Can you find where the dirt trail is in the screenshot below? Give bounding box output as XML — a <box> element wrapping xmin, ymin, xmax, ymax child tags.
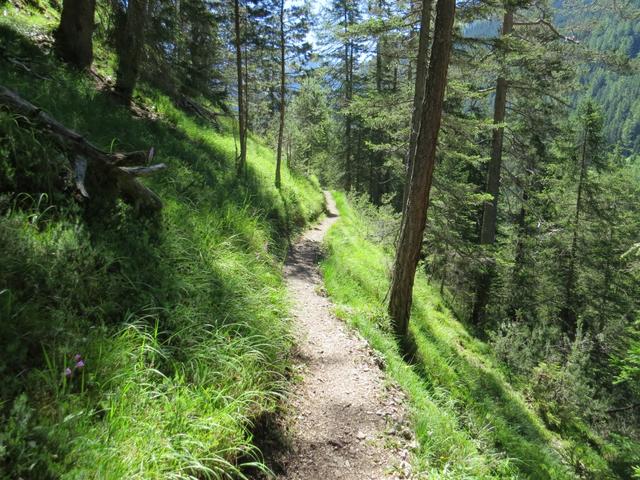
<box><xmin>277</xmin><ymin>191</ymin><xmax>411</xmax><ymax>480</ymax></box>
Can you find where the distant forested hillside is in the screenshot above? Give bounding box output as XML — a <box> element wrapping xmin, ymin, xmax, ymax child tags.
<box><xmin>465</xmin><ymin>2</ymin><xmax>640</xmax><ymax>153</ymax></box>
<box><xmin>571</xmin><ymin>12</ymin><xmax>640</xmax><ymax>153</ymax></box>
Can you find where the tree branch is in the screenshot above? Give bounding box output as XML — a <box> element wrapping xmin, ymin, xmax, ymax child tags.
<box><xmin>606</xmin><ymin>403</ymin><xmax>640</xmax><ymax>414</ymax></box>
<box><xmin>0</xmin><ymin>85</ymin><xmax>166</xmax><ymax>212</ymax></box>
<box><xmin>513</xmin><ymin>18</ymin><xmax>580</xmax><ymax>44</ymax></box>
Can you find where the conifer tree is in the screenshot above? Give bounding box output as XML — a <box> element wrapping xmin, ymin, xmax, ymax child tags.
<box><xmin>275</xmin><ymin>0</ymin><xmax>285</xmax><ymax>189</ymax></box>
<box><xmin>404</xmin><ymin>0</ymin><xmax>433</xmax><ymax>209</ymax></box>
<box><xmin>472</xmin><ymin>5</ymin><xmax>514</xmax><ymax>325</ymax></box>
<box><xmin>388</xmin><ymin>0</ymin><xmax>456</xmax><ymax>338</ymax></box>
<box><xmin>233</xmin><ymin>0</ymin><xmax>247</xmax><ymax>176</ymax></box>
<box><xmin>115</xmin><ymin>0</ymin><xmax>150</xmax><ymax>104</ymax></box>
<box><xmin>55</xmin><ymin>0</ymin><xmax>96</xmax><ymax>69</ymax></box>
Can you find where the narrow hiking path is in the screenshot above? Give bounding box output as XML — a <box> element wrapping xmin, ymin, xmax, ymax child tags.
<box><xmin>276</xmin><ymin>191</ymin><xmax>413</xmax><ymax>480</ymax></box>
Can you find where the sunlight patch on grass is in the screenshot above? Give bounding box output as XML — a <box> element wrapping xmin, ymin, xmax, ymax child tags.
<box><xmin>320</xmin><ymin>191</ymin><xmax>612</xmax><ymax>479</ymax></box>
<box><xmin>0</xmin><ymin>17</ymin><xmax>323</xmax><ymax>478</ymax></box>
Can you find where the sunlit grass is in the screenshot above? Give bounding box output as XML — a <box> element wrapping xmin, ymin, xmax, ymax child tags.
<box><xmin>0</xmin><ymin>16</ymin><xmax>323</xmax><ymax>479</ymax></box>
<box><xmin>321</xmin><ymin>191</ymin><xmax>615</xmax><ymax>479</ymax></box>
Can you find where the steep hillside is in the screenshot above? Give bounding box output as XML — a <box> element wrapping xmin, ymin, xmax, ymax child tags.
<box><xmin>321</xmin><ymin>192</ymin><xmax>638</xmax><ymax>479</ymax></box>
<box><xmin>0</xmin><ymin>9</ymin><xmax>323</xmax><ymax>479</ymax></box>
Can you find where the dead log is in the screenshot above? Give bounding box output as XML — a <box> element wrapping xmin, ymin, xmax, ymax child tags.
<box><xmin>0</xmin><ymin>85</ymin><xmax>166</xmax><ymax>212</ymax></box>
<box><xmin>176</xmin><ymin>95</ymin><xmax>221</xmax><ymax>131</ymax></box>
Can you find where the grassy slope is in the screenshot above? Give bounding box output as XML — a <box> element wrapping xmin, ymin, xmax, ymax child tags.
<box><xmin>0</xmin><ymin>7</ymin><xmax>323</xmax><ymax>479</ymax></box>
<box><xmin>321</xmin><ymin>192</ymin><xmax>618</xmax><ymax>480</ymax></box>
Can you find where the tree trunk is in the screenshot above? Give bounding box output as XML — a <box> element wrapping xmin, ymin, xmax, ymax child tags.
<box><xmin>372</xmin><ymin>18</ymin><xmax>384</xmax><ymax>204</ymax></box>
<box><xmin>344</xmin><ymin>6</ymin><xmax>353</xmax><ymax>191</ymax></box>
<box><xmin>115</xmin><ymin>0</ymin><xmax>149</xmax><ymax>105</ymax></box>
<box><xmin>597</xmin><ymin>227</ymin><xmax>612</xmax><ymax>332</ymax></box>
<box><xmin>55</xmin><ymin>0</ymin><xmax>96</xmax><ymax>69</ymax></box>
<box><xmin>402</xmin><ymin>0</ymin><xmax>433</xmax><ymax>211</ymax></box>
<box><xmin>233</xmin><ymin>0</ymin><xmax>247</xmax><ymax>177</ymax></box>
<box><xmin>355</xmin><ymin>127</ymin><xmax>362</xmax><ymax>190</ymax></box>
<box><xmin>392</xmin><ymin>65</ymin><xmax>398</xmax><ymax>91</ymax></box>
<box><xmin>479</xmin><ymin>9</ymin><xmax>513</xmax><ymax>245</ymax></box>
<box><xmin>562</xmin><ymin>118</ymin><xmax>588</xmax><ymax>336</ymax></box>
<box><xmin>243</xmin><ymin>48</ymin><xmax>249</xmax><ymax>141</ymax></box>
<box><xmin>508</xmin><ymin>192</ymin><xmax>528</xmax><ymax>320</ymax></box>
<box><xmin>275</xmin><ymin>0</ymin><xmax>285</xmax><ymax>189</ymax></box>
<box><xmin>472</xmin><ymin>7</ymin><xmax>513</xmax><ymax>325</ymax></box>
<box><xmin>376</xmin><ymin>35</ymin><xmax>383</xmax><ymax>92</ymax></box>
<box><xmin>388</xmin><ymin>0</ymin><xmax>455</xmax><ymax>338</ymax></box>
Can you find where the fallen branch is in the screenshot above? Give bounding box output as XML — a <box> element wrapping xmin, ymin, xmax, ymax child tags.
<box><xmin>176</xmin><ymin>95</ymin><xmax>221</xmax><ymax>130</ymax></box>
<box><xmin>5</xmin><ymin>56</ymin><xmax>51</xmax><ymax>81</ymax></box>
<box><xmin>606</xmin><ymin>403</ymin><xmax>640</xmax><ymax>414</ymax></box>
<box><xmin>0</xmin><ymin>85</ymin><xmax>166</xmax><ymax>212</ymax></box>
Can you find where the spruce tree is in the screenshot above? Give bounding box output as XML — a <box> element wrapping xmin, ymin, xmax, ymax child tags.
<box><xmin>55</xmin><ymin>0</ymin><xmax>96</xmax><ymax>69</ymax></box>
<box><xmin>115</xmin><ymin>0</ymin><xmax>150</xmax><ymax>105</ymax></box>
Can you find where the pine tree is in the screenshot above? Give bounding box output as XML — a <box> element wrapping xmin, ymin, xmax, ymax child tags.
<box><xmin>55</xmin><ymin>0</ymin><xmax>96</xmax><ymax>69</ymax></box>
<box><xmin>275</xmin><ymin>0</ymin><xmax>285</xmax><ymax>189</ymax></box>
<box><xmin>233</xmin><ymin>0</ymin><xmax>247</xmax><ymax>175</ymax></box>
<box><xmin>561</xmin><ymin>102</ymin><xmax>602</xmax><ymax>335</ymax></box>
<box><xmin>388</xmin><ymin>0</ymin><xmax>456</xmax><ymax>339</ymax></box>
<box><xmin>472</xmin><ymin>5</ymin><xmax>513</xmax><ymax>325</ymax></box>
<box><xmin>404</xmin><ymin>0</ymin><xmax>433</xmax><ymax>209</ymax></box>
<box><xmin>115</xmin><ymin>0</ymin><xmax>150</xmax><ymax>104</ymax></box>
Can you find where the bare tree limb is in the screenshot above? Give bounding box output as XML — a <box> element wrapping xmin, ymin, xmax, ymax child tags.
<box><xmin>0</xmin><ymin>85</ymin><xmax>166</xmax><ymax>212</ymax></box>
<box><xmin>513</xmin><ymin>18</ymin><xmax>580</xmax><ymax>44</ymax></box>
<box><xmin>606</xmin><ymin>403</ymin><xmax>640</xmax><ymax>414</ymax></box>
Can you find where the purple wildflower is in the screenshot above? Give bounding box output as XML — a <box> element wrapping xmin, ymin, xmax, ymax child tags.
<box><xmin>75</xmin><ymin>360</ymin><xmax>85</xmax><ymax>370</ymax></box>
<box><xmin>64</xmin><ymin>367</ymin><xmax>72</xmax><ymax>378</ymax></box>
<box><xmin>74</xmin><ymin>354</ymin><xmax>82</xmax><ymax>362</ymax></box>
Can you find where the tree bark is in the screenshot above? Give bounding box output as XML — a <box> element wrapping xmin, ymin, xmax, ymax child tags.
<box><xmin>344</xmin><ymin>5</ymin><xmax>353</xmax><ymax>190</ymax></box>
<box><xmin>243</xmin><ymin>48</ymin><xmax>249</xmax><ymax>143</ymax></box>
<box><xmin>479</xmin><ymin>9</ymin><xmax>513</xmax><ymax>245</ymax></box>
<box><xmin>472</xmin><ymin>7</ymin><xmax>513</xmax><ymax>325</ymax></box>
<box><xmin>562</xmin><ymin>115</ymin><xmax>589</xmax><ymax>336</ymax></box>
<box><xmin>275</xmin><ymin>0</ymin><xmax>286</xmax><ymax>189</ymax></box>
<box><xmin>233</xmin><ymin>0</ymin><xmax>247</xmax><ymax>176</ymax></box>
<box><xmin>115</xmin><ymin>0</ymin><xmax>149</xmax><ymax>105</ymax></box>
<box><xmin>403</xmin><ymin>0</ymin><xmax>433</xmax><ymax>211</ymax></box>
<box><xmin>388</xmin><ymin>0</ymin><xmax>455</xmax><ymax>338</ymax></box>
<box><xmin>55</xmin><ymin>0</ymin><xmax>96</xmax><ymax>69</ymax></box>
<box><xmin>372</xmin><ymin>7</ymin><xmax>384</xmax><ymax>204</ymax></box>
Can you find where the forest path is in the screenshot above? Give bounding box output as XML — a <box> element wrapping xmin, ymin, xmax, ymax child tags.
<box><xmin>275</xmin><ymin>191</ymin><xmax>411</xmax><ymax>480</ymax></box>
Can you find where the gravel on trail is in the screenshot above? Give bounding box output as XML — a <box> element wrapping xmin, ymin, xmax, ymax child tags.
<box><xmin>276</xmin><ymin>191</ymin><xmax>413</xmax><ymax>480</ymax></box>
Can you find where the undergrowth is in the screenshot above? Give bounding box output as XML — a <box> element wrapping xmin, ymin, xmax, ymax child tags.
<box><xmin>321</xmin><ymin>191</ymin><xmax>631</xmax><ymax>479</ymax></box>
<box><xmin>0</xmin><ymin>10</ymin><xmax>323</xmax><ymax>479</ymax></box>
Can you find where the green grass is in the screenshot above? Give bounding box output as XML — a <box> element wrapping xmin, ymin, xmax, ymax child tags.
<box><xmin>321</xmin><ymin>191</ymin><xmax>619</xmax><ymax>479</ymax></box>
<box><xmin>0</xmin><ymin>10</ymin><xmax>323</xmax><ymax>479</ymax></box>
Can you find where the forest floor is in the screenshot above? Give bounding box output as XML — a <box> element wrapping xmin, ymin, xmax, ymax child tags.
<box><xmin>272</xmin><ymin>191</ymin><xmax>414</xmax><ymax>479</ymax></box>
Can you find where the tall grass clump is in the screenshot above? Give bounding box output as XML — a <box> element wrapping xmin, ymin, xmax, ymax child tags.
<box><xmin>0</xmin><ymin>11</ymin><xmax>323</xmax><ymax>479</ymax></box>
<box><xmin>320</xmin><ymin>191</ymin><xmax>621</xmax><ymax>479</ymax></box>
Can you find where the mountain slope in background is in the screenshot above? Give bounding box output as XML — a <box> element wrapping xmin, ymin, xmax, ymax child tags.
<box><xmin>464</xmin><ymin>2</ymin><xmax>640</xmax><ymax>153</ymax></box>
